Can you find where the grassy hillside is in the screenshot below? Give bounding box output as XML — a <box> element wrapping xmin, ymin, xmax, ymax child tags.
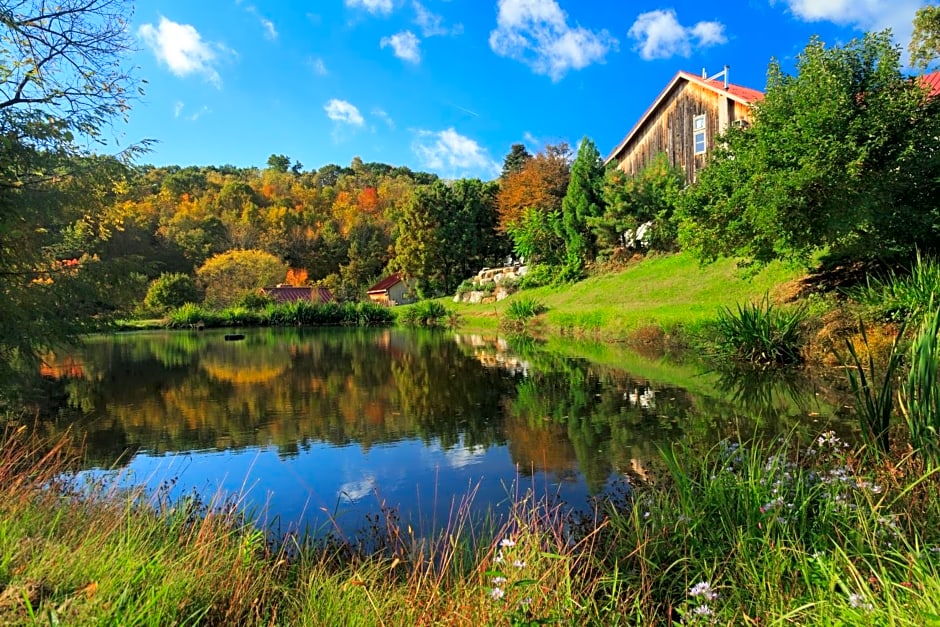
<box><xmin>450</xmin><ymin>253</ymin><xmax>806</xmax><ymax>339</ymax></box>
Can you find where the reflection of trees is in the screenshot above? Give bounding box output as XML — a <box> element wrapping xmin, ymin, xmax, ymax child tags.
<box><xmin>31</xmin><ymin>329</ymin><xmax>846</xmax><ymax>488</ymax></box>
<box><xmin>41</xmin><ymin>329</ymin><xmax>521</xmax><ymax>466</ymax></box>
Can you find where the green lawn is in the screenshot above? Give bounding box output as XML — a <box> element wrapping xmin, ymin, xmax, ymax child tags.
<box><xmin>450</xmin><ymin>253</ymin><xmax>805</xmax><ymax>339</ymax></box>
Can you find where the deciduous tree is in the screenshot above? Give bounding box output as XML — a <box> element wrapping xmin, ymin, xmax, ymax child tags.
<box><xmin>911</xmin><ymin>4</ymin><xmax>940</xmax><ymax>71</ymax></box>
<box><xmin>677</xmin><ymin>32</ymin><xmax>940</xmax><ymax>266</ymax></box>
<box><xmin>496</xmin><ymin>143</ymin><xmax>570</xmax><ymax>232</ymax></box>
<box><xmin>196</xmin><ymin>250</ymin><xmax>287</xmax><ymax>308</ymax></box>
<box><xmin>0</xmin><ymin>0</ymin><xmax>141</xmax><ymax>391</ymax></box>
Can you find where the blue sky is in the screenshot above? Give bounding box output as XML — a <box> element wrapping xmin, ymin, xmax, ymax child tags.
<box><xmin>123</xmin><ymin>0</ymin><xmax>931</xmax><ymax>178</ymax></box>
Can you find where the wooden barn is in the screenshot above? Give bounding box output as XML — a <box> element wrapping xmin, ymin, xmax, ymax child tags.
<box><xmin>366</xmin><ymin>273</ymin><xmax>415</xmax><ymax>306</ymax></box>
<box><xmin>259</xmin><ymin>285</ymin><xmax>334</xmax><ymax>304</ymax></box>
<box><xmin>605</xmin><ymin>67</ymin><xmax>763</xmax><ymax>184</ymax></box>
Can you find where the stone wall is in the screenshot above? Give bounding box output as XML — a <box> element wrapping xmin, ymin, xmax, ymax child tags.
<box><xmin>453</xmin><ymin>265</ymin><xmax>527</xmax><ymax>304</ymax></box>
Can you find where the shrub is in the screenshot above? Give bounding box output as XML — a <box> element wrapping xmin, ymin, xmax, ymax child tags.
<box><xmin>517</xmin><ymin>264</ymin><xmax>555</xmax><ymax>290</ymax></box>
<box><xmin>398</xmin><ymin>301</ymin><xmax>456</xmax><ymax>328</ymax></box>
<box><xmin>236</xmin><ymin>292</ymin><xmax>275</xmax><ymax>310</ymax></box>
<box><xmin>143</xmin><ymin>273</ymin><xmax>201</xmax><ymax>312</ymax></box>
<box><xmin>704</xmin><ymin>295</ymin><xmax>806</xmax><ymax>366</ymax></box>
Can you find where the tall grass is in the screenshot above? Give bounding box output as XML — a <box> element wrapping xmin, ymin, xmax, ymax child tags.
<box><xmin>499</xmin><ymin>297</ymin><xmax>547</xmax><ymax>334</ymax></box>
<box><xmin>900</xmin><ymin>306</ymin><xmax>940</xmax><ymax>466</ymax></box>
<box><xmin>848</xmin><ymin>252</ymin><xmax>940</xmax><ymax>322</ymax></box>
<box><xmin>704</xmin><ymin>295</ymin><xmax>807</xmax><ymax>365</ymax></box>
<box><xmin>397</xmin><ymin>300</ymin><xmax>458</xmax><ymax>328</ymax></box>
<box><xmin>165</xmin><ymin>301</ymin><xmax>394</xmax><ymax>329</ymax></box>
<box><xmin>840</xmin><ymin>321</ymin><xmax>907</xmax><ymax>456</ymax></box>
<box><xmin>3</xmin><ymin>426</ymin><xmax>940</xmax><ymax>624</ymax></box>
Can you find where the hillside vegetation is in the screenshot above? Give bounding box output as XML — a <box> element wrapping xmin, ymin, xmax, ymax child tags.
<box><xmin>451</xmin><ymin>253</ymin><xmax>805</xmax><ymax>339</ymax></box>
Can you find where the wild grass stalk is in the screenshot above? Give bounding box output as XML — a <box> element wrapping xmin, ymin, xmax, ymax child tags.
<box><xmin>840</xmin><ymin>320</ymin><xmax>907</xmax><ymax>456</ymax></box>
<box><xmin>397</xmin><ymin>301</ymin><xmax>458</xmax><ymax>328</ymax></box>
<box><xmin>499</xmin><ymin>297</ymin><xmax>547</xmax><ymax>334</ymax></box>
<box><xmin>900</xmin><ymin>305</ymin><xmax>940</xmax><ymax>467</ymax></box>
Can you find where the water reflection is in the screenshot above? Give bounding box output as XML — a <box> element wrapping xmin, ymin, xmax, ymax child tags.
<box><xmin>31</xmin><ymin>328</ymin><xmax>845</xmax><ymax>535</ymax></box>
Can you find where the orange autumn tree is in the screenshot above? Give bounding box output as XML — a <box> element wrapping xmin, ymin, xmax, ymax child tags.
<box><xmin>285</xmin><ymin>267</ymin><xmax>309</xmax><ymax>286</ymax></box>
<box><xmin>496</xmin><ymin>142</ymin><xmax>571</xmax><ymax>232</ymax></box>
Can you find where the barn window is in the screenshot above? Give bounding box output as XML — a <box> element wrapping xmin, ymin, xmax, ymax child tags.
<box><xmin>693</xmin><ymin>114</ymin><xmax>707</xmax><ymax>154</ymax></box>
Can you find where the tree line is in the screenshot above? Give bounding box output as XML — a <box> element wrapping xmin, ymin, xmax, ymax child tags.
<box><xmin>2</xmin><ymin>0</ymin><xmax>940</xmax><ymax>399</ymax></box>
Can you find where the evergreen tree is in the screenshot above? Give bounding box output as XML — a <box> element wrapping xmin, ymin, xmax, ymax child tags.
<box><xmin>501</xmin><ymin>143</ymin><xmax>531</xmax><ymax>179</ymax></box>
<box><xmin>560</xmin><ymin>137</ymin><xmax>605</xmax><ymax>267</ymax></box>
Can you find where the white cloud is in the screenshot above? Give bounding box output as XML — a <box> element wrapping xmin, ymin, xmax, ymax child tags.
<box><xmin>381</xmin><ymin>31</ymin><xmax>421</xmax><ymax>63</ymax></box>
<box><xmin>489</xmin><ymin>0</ymin><xmax>617</xmax><ymax>81</ymax></box>
<box><xmin>346</xmin><ymin>0</ymin><xmax>394</xmax><ymax>16</ymax></box>
<box><xmin>260</xmin><ymin>18</ymin><xmax>278</xmax><ymax>40</ymax></box>
<box><xmin>310</xmin><ymin>57</ymin><xmax>329</xmax><ymax>76</ymax></box>
<box><xmin>413</xmin><ymin>128</ymin><xmax>500</xmax><ymax>178</ymax></box>
<box><xmin>187</xmin><ymin>105</ymin><xmax>211</xmax><ymax>122</ymax></box>
<box><xmin>138</xmin><ymin>17</ymin><xmax>226</xmax><ymax>87</ymax></box>
<box><xmin>523</xmin><ymin>131</ymin><xmax>540</xmax><ymax>147</ymax></box>
<box><xmin>373</xmin><ymin>108</ymin><xmax>396</xmax><ymax>129</ymax></box>
<box><xmin>413</xmin><ymin>1</ymin><xmax>462</xmax><ymax>37</ymax></box>
<box><xmin>243</xmin><ymin>5</ymin><xmax>278</xmax><ymax>40</ymax></box>
<box><xmin>628</xmin><ymin>9</ymin><xmax>727</xmax><ymax>60</ymax></box>
<box><xmin>324</xmin><ymin>99</ymin><xmax>365</xmax><ymax>126</ymax></box>
<box><xmin>771</xmin><ymin>0</ymin><xmax>922</xmax><ymax>48</ymax></box>
<box><xmin>173</xmin><ymin>101</ymin><xmax>184</xmax><ymax>118</ymax></box>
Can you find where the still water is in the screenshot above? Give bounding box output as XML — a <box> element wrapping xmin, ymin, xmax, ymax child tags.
<box><xmin>40</xmin><ymin>327</ymin><xmax>845</xmax><ymax>538</ymax></box>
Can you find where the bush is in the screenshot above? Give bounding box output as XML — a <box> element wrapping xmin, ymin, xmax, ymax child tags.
<box><xmin>143</xmin><ymin>273</ymin><xmax>201</xmax><ymax>312</ymax></box>
<box><xmin>236</xmin><ymin>292</ymin><xmax>275</xmax><ymax>310</ymax></box>
<box><xmin>398</xmin><ymin>301</ymin><xmax>457</xmax><ymax>328</ymax></box>
<box><xmin>704</xmin><ymin>295</ymin><xmax>806</xmax><ymax>366</ymax></box>
<box><xmin>517</xmin><ymin>264</ymin><xmax>555</xmax><ymax>290</ymax></box>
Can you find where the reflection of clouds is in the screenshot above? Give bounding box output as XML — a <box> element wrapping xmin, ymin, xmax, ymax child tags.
<box><xmin>442</xmin><ymin>441</ymin><xmax>486</xmax><ymax>469</ymax></box>
<box><xmin>338</xmin><ymin>475</ymin><xmax>376</xmax><ymax>502</ymax></box>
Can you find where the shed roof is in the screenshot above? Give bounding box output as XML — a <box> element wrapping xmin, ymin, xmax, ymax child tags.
<box><xmin>923</xmin><ymin>71</ymin><xmax>940</xmax><ymax>97</ymax></box>
<box><xmin>367</xmin><ymin>273</ymin><xmax>404</xmax><ymax>294</ymax></box>
<box><xmin>605</xmin><ymin>70</ymin><xmax>764</xmax><ymax>164</ymax></box>
<box><xmin>261</xmin><ymin>286</ymin><xmax>334</xmax><ymax>303</ymax></box>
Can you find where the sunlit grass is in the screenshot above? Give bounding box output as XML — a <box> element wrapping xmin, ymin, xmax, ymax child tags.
<box><xmin>449</xmin><ymin>252</ymin><xmax>804</xmax><ymax>340</ymax></box>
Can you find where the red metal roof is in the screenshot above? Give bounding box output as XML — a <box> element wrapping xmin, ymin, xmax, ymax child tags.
<box><xmin>367</xmin><ymin>273</ymin><xmax>404</xmax><ymax>294</ymax></box>
<box><xmin>605</xmin><ymin>70</ymin><xmax>764</xmax><ymax>164</ymax></box>
<box><xmin>261</xmin><ymin>286</ymin><xmax>334</xmax><ymax>303</ymax></box>
<box><xmin>923</xmin><ymin>71</ymin><xmax>940</xmax><ymax>97</ymax></box>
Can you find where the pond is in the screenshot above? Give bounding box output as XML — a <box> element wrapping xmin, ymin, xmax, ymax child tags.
<box><xmin>37</xmin><ymin>327</ymin><xmax>848</xmax><ymax>539</ymax></box>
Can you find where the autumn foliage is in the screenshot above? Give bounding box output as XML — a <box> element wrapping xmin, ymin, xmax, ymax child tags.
<box><xmin>496</xmin><ymin>143</ymin><xmax>571</xmax><ymax>232</ymax></box>
<box><xmin>285</xmin><ymin>268</ymin><xmax>309</xmax><ymax>286</ymax></box>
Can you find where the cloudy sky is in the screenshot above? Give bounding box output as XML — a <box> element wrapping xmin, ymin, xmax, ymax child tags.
<box><xmin>124</xmin><ymin>0</ymin><xmax>930</xmax><ymax>178</ymax></box>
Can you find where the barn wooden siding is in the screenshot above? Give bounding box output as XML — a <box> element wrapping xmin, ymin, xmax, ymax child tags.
<box><xmin>611</xmin><ymin>82</ymin><xmax>752</xmax><ymax>185</ymax></box>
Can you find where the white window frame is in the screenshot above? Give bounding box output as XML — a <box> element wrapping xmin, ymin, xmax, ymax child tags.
<box><xmin>693</xmin><ymin>114</ymin><xmax>707</xmax><ymax>155</ymax></box>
